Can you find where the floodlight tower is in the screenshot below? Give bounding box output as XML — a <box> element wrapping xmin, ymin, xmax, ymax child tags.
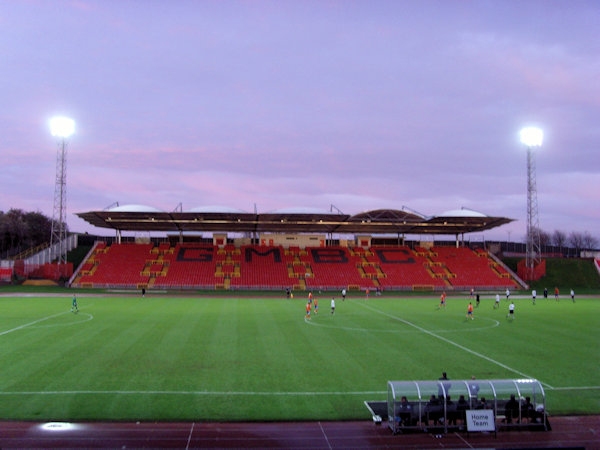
<box><xmin>49</xmin><ymin>116</ymin><xmax>75</xmax><ymax>265</ymax></box>
<box><xmin>520</xmin><ymin>127</ymin><xmax>543</xmax><ymax>280</ymax></box>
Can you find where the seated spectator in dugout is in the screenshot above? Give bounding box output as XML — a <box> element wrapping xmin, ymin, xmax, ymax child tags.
<box><xmin>456</xmin><ymin>394</ymin><xmax>468</xmax><ymax>410</ymax></box>
<box><xmin>425</xmin><ymin>395</ymin><xmax>442</xmax><ymax>424</ymax></box>
<box><xmin>394</xmin><ymin>396</ymin><xmax>413</xmax><ymax>426</ymax></box>
<box><xmin>456</xmin><ymin>395</ymin><xmax>469</xmax><ymax>423</ymax></box>
<box><xmin>476</xmin><ymin>397</ymin><xmax>490</xmax><ymax>409</ymax></box>
<box><xmin>505</xmin><ymin>394</ymin><xmax>521</xmax><ymax>423</ymax></box>
<box><xmin>522</xmin><ymin>396</ymin><xmax>535</xmax><ymax>422</ymax></box>
<box><xmin>445</xmin><ymin>395</ymin><xmax>458</xmax><ymax>425</ymax></box>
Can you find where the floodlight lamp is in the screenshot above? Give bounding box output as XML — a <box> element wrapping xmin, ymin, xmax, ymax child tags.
<box><xmin>520</xmin><ymin>127</ymin><xmax>543</xmax><ymax>147</ymax></box>
<box><xmin>49</xmin><ymin>116</ymin><xmax>75</xmax><ymax>138</ymax></box>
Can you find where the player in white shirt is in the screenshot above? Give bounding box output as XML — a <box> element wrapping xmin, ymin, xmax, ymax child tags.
<box><xmin>507</xmin><ymin>301</ymin><xmax>515</xmax><ymax>320</ymax></box>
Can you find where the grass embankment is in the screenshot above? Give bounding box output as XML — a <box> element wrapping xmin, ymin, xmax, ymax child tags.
<box><xmin>503</xmin><ymin>257</ymin><xmax>600</xmax><ymax>292</ymax></box>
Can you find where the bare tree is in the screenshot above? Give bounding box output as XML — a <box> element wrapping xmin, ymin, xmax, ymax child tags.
<box><xmin>582</xmin><ymin>231</ymin><xmax>599</xmax><ymax>250</ymax></box>
<box><xmin>537</xmin><ymin>228</ymin><xmax>551</xmax><ymax>246</ymax></box>
<box><xmin>568</xmin><ymin>231</ymin><xmax>584</xmax><ymax>253</ymax></box>
<box><xmin>552</xmin><ymin>230</ymin><xmax>567</xmax><ymax>249</ymax></box>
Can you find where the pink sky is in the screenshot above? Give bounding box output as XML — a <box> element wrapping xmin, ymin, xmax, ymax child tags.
<box><xmin>1</xmin><ymin>0</ymin><xmax>599</xmax><ymax>242</ymax></box>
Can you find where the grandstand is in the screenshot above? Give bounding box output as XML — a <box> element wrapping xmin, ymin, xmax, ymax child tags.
<box><xmin>66</xmin><ymin>205</ymin><xmax>523</xmax><ymax>290</ymax></box>
<box><xmin>71</xmin><ymin>241</ymin><xmax>518</xmax><ymax>290</ymax></box>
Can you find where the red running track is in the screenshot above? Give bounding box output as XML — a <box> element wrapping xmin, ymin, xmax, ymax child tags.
<box><xmin>0</xmin><ymin>416</ymin><xmax>598</xmax><ymax>448</ymax></box>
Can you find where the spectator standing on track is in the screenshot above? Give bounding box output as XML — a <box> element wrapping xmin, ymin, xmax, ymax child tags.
<box><xmin>438</xmin><ymin>372</ymin><xmax>451</xmax><ymax>398</ymax></box>
<box><xmin>469</xmin><ymin>376</ymin><xmax>480</xmax><ymax>398</ymax></box>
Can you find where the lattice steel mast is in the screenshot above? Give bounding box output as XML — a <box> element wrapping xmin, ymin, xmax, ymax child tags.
<box><xmin>520</xmin><ymin>127</ymin><xmax>543</xmax><ymax>280</ymax></box>
<box><xmin>49</xmin><ymin>117</ymin><xmax>75</xmax><ymax>264</ymax></box>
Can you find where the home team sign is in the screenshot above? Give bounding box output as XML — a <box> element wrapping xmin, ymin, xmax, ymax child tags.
<box><xmin>465</xmin><ymin>410</ymin><xmax>495</xmax><ymax>432</ymax></box>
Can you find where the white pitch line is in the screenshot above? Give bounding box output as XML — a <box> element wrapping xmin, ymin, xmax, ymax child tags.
<box><xmin>551</xmin><ymin>386</ymin><xmax>600</xmax><ymax>391</ymax></box>
<box><xmin>305</xmin><ymin>316</ymin><xmax>500</xmax><ymax>333</ymax></box>
<box><xmin>185</xmin><ymin>422</ymin><xmax>195</xmax><ymax>450</ymax></box>
<box><xmin>0</xmin><ymin>390</ymin><xmax>386</xmax><ymax>396</ymax></box>
<box><xmin>0</xmin><ymin>310</ymin><xmax>76</xmax><ymax>336</ymax></box>
<box><xmin>0</xmin><ymin>386</ymin><xmax>593</xmax><ymax>396</ymax></box>
<box><xmin>354</xmin><ymin>300</ymin><xmax>554</xmax><ymax>389</ymax></box>
<box><xmin>318</xmin><ymin>421</ymin><xmax>333</xmax><ymax>450</ymax></box>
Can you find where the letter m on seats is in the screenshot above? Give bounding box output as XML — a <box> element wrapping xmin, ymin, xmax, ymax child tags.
<box><xmin>245</xmin><ymin>247</ymin><xmax>282</xmax><ymax>263</ymax></box>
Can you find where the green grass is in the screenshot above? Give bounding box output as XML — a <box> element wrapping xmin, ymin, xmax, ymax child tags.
<box><xmin>0</xmin><ymin>293</ymin><xmax>598</xmax><ymax>421</ymax></box>
<box><xmin>503</xmin><ymin>257</ymin><xmax>600</xmax><ymax>291</ymax></box>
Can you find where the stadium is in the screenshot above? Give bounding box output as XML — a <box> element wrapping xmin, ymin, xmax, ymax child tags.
<box><xmin>1</xmin><ymin>201</ymin><xmax>599</xmax><ymax>447</ymax></box>
<box><xmin>3</xmin><ymin>1</ymin><xmax>600</xmax><ymax>447</ymax></box>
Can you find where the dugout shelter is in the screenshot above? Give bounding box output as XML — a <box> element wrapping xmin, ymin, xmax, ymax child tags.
<box><xmin>387</xmin><ymin>378</ymin><xmax>547</xmax><ymax>434</ymax></box>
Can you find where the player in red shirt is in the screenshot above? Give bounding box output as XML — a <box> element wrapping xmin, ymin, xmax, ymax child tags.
<box><xmin>466</xmin><ymin>302</ymin><xmax>474</xmax><ymax>320</ymax></box>
<box><xmin>438</xmin><ymin>292</ymin><xmax>447</xmax><ymax>309</ymax></box>
<box><xmin>305</xmin><ymin>302</ymin><xmax>311</xmax><ymax>320</ymax></box>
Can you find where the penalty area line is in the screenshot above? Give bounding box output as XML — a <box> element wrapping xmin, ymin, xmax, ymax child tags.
<box><xmin>354</xmin><ymin>300</ymin><xmax>555</xmax><ymax>389</ymax></box>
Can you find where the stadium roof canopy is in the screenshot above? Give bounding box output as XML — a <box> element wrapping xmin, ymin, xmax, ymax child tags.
<box><xmin>76</xmin><ymin>205</ymin><xmax>513</xmax><ymax>235</ymax></box>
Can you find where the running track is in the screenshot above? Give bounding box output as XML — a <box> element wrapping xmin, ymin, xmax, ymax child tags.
<box><xmin>0</xmin><ymin>416</ymin><xmax>598</xmax><ymax>448</ymax></box>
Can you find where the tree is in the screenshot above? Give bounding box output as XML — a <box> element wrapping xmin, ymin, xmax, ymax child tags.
<box><xmin>552</xmin><ymin>230</ymin><xmax>567</xmax><ymax>249</ymax></box>
<box><xmin>568</xmin><ymin>231</ymin><xmax>584</xmax><ymax>254</ymax></box>
<box><xmin>0</xmin><ymin>209</ymin><xmax>54</xmax><ymax>255</ymax></box>
<box><xmin>537</xmin><ymin>228</ymin><xmax>551</xmax><ymax>246</ymax></box>
<box><xmin>5</xmin><ymin>209</ymin><xmax>26</xmax><ymax>250</ymax></box>
<box><xmin>23</xmin><ymin>211</ymin><xmax>52</xmax><ymax>247</ymax></box>
<box><xmin>582</xmin><ymin>231</ymin><xmax>599</xmax><ymax>251</ymax></box>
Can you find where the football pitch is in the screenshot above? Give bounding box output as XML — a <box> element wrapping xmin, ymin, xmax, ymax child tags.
<box><xmin>0</xmin><ymin>293</ymin><xmax>598</xmax><ymax>421</ymax></box>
